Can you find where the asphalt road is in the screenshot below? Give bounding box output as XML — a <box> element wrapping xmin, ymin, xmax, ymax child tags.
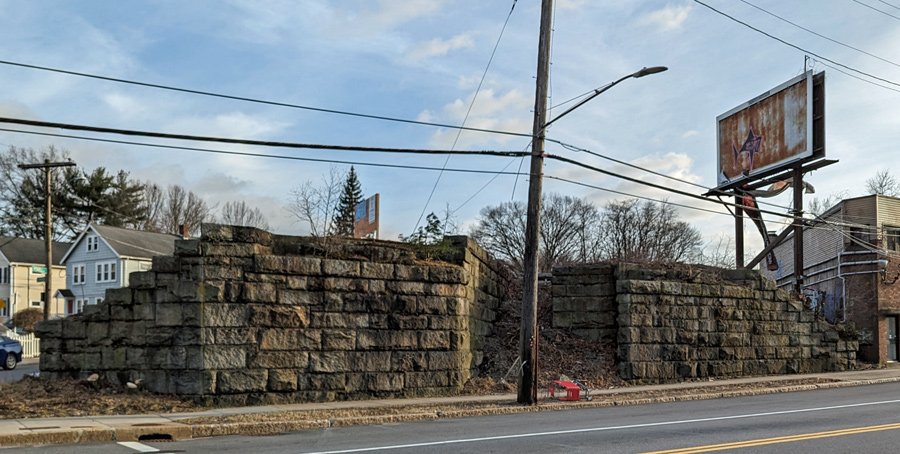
<box><xmin>12</xmin><ymin>381</ymin><xmax>900</xmax><ymax>454</ymax></box>
<box><xmin>0</xmin><ymin>358</ymin><xmax>38</xmax><ymax>384</ymax></box>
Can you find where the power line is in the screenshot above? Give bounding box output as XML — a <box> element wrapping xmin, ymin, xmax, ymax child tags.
<box><xmin>693</xmin><ymin>0</ymin><xmax>900</xmax><ymax>89</ymax></box>
<box><xmin>0</xmin><ymin>59</ymin><xmax>533</xmax><ymax>141</ymax></box>
<box><xmin>414</xmin><ymin>0</ymin><xmax>519</xmax><ymax>233</ymax></box>
<box><xmin>875</xmin><ymin>0</ymin><xmax>900</xmax><ymax>11</ymax></box>
<box><xmin>0</xmin><ymin>117</ymin><xmax>528</xmax><ymax>158</ymax></box>
<box><xmin>850</xmin><ymin>0</ymin><xmax>900</xmax><ymax>20</ymax></box>
<box><xmin>812</xmin><ymin>58</ymin><xmax>900</xmax><ymax>93</ymax></box>
<box><xmin>0</xmin><ymin>127</ymin><xmax>530</xmax><ymax>177</ymax></box>
<box><xmin>738</xmin><ymin>0</ymin><xmax>900</xmax><ymax>69</ymax></box>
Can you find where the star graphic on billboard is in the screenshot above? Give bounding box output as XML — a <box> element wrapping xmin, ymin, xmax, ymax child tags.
<box><xmin>732</xmin><ymin>127</ymin><xmax>763</xmax><ymax>176</ymax></box>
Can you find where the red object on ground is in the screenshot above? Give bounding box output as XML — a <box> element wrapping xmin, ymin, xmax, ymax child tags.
<box><xmin>549</xmin><ymin>380</ymin><xmax>581</xmax><ymax>401</ymax></box>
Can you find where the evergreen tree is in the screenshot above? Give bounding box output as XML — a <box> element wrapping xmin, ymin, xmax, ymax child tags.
<box><xmin>332</xmin><ymin>167</ymin><xmax>363</xmax><ymax>237</ymax></box>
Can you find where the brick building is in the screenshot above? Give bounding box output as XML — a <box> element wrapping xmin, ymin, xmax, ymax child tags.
<box><xmin>762</xmin><ymin>194</ymin><xmax>900</xmax><ymax>364</ymax></box>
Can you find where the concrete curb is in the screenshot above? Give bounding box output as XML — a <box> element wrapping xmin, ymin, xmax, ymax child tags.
<box><xmin>2</xmin><ymin>376</ymin><xmax>899</xmax><ymax>448</ymax></box>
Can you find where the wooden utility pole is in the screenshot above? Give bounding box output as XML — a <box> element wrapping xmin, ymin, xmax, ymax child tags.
<box><xmin>518</xmin><ymin>0</ymin><xmax>554</xmax><ymax>405</ymax></box>
<box><xmin>792</xmin><ymin>166</ymin><xmax>804</xmax><ymax>293</ymax></box>
<box><xmin>18</xmin><ymin>159</ymin><xmax>76</xmax><ymax>321</ymax></box>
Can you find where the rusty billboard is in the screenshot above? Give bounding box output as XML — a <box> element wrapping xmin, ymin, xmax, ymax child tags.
<box><xmin>353</xmin><ymin>193</ymin><xmax>379</xmax><ymax>239</ymax></box>
<box><xmin>717</xmin><ymin>71</ymin><xmax>814</xmax><ymax>189</ymax></box>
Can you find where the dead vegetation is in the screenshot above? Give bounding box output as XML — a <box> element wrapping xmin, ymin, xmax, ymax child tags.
<box><xmin>0</xmin><ymin>376</ymin><xmax>203</xmax><ymax>418</ymax></box>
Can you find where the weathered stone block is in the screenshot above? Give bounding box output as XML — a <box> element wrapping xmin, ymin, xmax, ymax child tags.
<box><xmin>323</xmin><ymin>259</ymin><xmax>360</xmax><ymax>277</ymax></box>
<box><xmin>249</xmin><ymin>305</ymin><xmax>309</xmax><ymax>328</ymax></box>
<box><xmin>268</xmin><ymin>369</ymin><xmax>298</xmax><ymax>392</ymax></box>
<box><xmin>352</xmin><ymin>351</ymin><xmax>392</xmax><ymax>372</ymax></box>
<box><xmin>360</xmin><ymin>263</ymin><xmax>393</xmax><ymax>279</ymax></box>
<box><xmin>394</xmin><ymin>265</ymin><xmax>428</xmax><ymax>281</ymax></box>
<box><xmin>203</xmin><ymin>346</ymin><xmax>247</xmax><ymax>368</ymax></box>
<box><xmin>249</xmin><ymin>351</ymin><xmax>308</xmax><ymax>369</ymax></box>
<box><xmin>309</xmin><ymin>352</ymin><xmax>350</xmax><ymax>373</ymax></box>
<box><xmin>155</xmin><ymin>304</ymin><xmax>183</xmax><ymax>326</ymax></box>
<box><xmin>202</xmin><ymin>304</ymin><xmax>249</xmax><ymax>327</ymax></box>
<box><xmin>216</xmin><ymin>369</ymin><xmax>267</xmax><ymax>393</ymax></box>
<box><xmin>259</xmin><ymin>329</ymin><xmax>321</xmax><ymax>350</ymax></box>
<box><xmin>242</xmin><ymin>283</ymin><xmax>278</xmax><ymax>303</ymax></box>
<box><xmin>322</xmin><ymin>330</ymin><xmax>355</xmax><ymax>350</ymax></box>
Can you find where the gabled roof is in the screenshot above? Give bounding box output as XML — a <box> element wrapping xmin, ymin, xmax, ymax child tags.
<box><xmin>61</xmin><ymin>224</ymin><xmax>179</xmax><ymax>263</ymax></box>
<box><xmin>0</xmin><ymin>237</ymin><xmax>72</xmax><ymax>266</ymax></box>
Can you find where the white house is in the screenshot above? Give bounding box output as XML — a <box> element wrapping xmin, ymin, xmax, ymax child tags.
<box><xmin>58</xmin><ymin>224</ymin><xmax>179</xmax><ymax>315</ymax></box>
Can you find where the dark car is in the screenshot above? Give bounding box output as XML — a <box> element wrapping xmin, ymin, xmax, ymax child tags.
<box><xmin>0</xmin><ymin>336</ymin><xmax>22</xmax><ymax>370</ymax></box>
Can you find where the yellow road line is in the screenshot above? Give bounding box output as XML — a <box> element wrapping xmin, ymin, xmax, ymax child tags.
<box><xmin>642</xmin><ymin>422</ymin><xmax>900</xmax><ymax>453</ymax></box>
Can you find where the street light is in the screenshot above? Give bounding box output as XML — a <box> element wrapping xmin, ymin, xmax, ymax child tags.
<box><xmin>543</xmin><ymin>66</ymin><xmax>668</xmax><ymax>129</ymax></box>
<box><xmin>518</xmin><ymin>63</ymin><xmax>667</xmax><ymax>405</ymax></box>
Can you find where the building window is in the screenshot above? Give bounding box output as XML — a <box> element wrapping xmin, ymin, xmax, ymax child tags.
<box><xmin>886</xmin><ymin>226</ymin><xmax>900</xmax><ymax>252</ymax></box>
<box><xmin>72</xmin><ymin>265</ymin><xmax>86</xmax><ymax>285</ymax></box>
<box><xmin>0</xmin><ymin>266</ymin><xmax>8</xmax><ymax>284</ymax></box>
<box><xmin>96</xmin><ymin>261</ymin><xmax>117</xmax><ymax>283</ymax></box>
<box><xmin>31</xmin><ymin>300</ymin><xmax>41</xmax><ymax>307</ymax></box>
<box><xmin>76</xmin><ymin>299</ymin><xmax>85</xmax><ymax>313</ymax></box>
<box><xmin>95</xmin><ymin>297</ymin><xmax>103</xmax><ymax>305</ymax></box>
<box><xmin>86</xmin><ymin>236</ymin><xmax>99</xmax><ymax>252</ymax></box>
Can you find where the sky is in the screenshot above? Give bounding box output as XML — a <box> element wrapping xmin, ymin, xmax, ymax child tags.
<box><xmin>1</xmin><ymin>0</ymin><xmax>899</xmax><ymax>257</ymax></box>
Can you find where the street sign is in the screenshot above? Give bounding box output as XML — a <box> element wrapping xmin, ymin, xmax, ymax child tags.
<box><xmin>31</xmin><ymin>265</ymin><xmax>48</xmax><ymax>274</ymax></box>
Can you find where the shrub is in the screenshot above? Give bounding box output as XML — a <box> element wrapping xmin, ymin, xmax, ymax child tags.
<box><xmin>12</xmin><ymin>308</ymin><xmax>43</xmax><ymax>333</ymax></box>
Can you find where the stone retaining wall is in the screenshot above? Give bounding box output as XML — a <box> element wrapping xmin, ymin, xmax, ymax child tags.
<box><xmin>553</xmin><ymin>264</ymin><xmax>858</xmax><ymax>383</ymax></box>
<box><xmin>36</xmin><ymin>225</ymin><xmax>505</xmax><ymax>404</ymax></box>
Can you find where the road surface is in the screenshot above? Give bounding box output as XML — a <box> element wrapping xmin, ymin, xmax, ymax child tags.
<box><xmin>13</xmin><ymin>381</ymin><xmax>900</xmax><ymax>453</ymax></box>
<box><xmin>0</xmin><ymin>357</ymin><xmax>39</xmax><ymax>384</ymax></box>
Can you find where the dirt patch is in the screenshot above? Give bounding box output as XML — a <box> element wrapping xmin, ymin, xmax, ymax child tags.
<box><xmin>0</xmin><ymin>377</ymin><xmax>204</xmax><ymax>418</ymax></box>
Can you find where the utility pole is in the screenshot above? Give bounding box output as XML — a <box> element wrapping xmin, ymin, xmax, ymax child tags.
<box><xmin>18</xmin><ymin>159</ymin><xmax>76</xmax><ymax>321</ymax></box>
<box><xmin>518</xmin><ymin>0</ymin><xmax>554</xmax><ymax>405</ymax></box>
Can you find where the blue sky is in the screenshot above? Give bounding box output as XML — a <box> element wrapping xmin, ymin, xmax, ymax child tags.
<box><xmin>1</xmin><ymin>0</ymin><xmax>899</xmax><ymax>255</ymax></box>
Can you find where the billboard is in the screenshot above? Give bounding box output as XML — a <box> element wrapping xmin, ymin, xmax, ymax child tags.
<box><xmin>717</xmin><ymin>71</ymin><xmax>816</xmax><ymax>189</ymax></box>
<box><xmin>353</xmin><ymin>193</ymin><xmax>379</xmax><ymax>239</ymax></box>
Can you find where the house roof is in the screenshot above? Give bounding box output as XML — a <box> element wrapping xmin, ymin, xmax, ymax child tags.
<box><xmin>89</xmin><ymin>224</ymin><xmax>179</xmax><ymax>260</ymax></box>
<box><xmin>61</xmin><ymin>224</ymin><xmax>181</xmax><ymax>263</ymax></box>
<box><xmin>0</xmin><ymin>237</ymin><xmax>72</xmax><ymax>266</ymax></box>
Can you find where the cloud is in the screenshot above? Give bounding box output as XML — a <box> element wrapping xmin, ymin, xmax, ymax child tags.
<box><xmin>640</xmin><ymin>4</ymin><xmax>692</xmax><ymax>32</ymax></box>
<box><xmin>161</xmin><ymin>111</ymin><xmax>290</xmax><ymax>139</ymax></box>
<box><xmin>557</xmin><ymin>0</ymin><xmax>587</xmax><ymax>10</ymax></box>
<box><xmin>406</xmin><ymin>33</ymin><xmax>474</xmax><ymax>61</ymax></box>
<box><xmin>682</xmin><ymin>129</ymin><xmax>700</xmax><ymax>138</ymax></box>
<box><xmin>423</xmin><ymin>88</ymin><xmax>532</xmax><ymax>148</ymax></box>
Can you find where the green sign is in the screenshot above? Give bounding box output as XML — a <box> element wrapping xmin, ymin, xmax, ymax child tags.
<box><xmin>31</xmin><ymin>265</ymin><xmax>48</xmax><ymax>274</ymax></box>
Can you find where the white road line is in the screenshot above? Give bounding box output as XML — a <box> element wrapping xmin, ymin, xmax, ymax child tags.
<box><xmin>302</xmin><ymin>398</ymin><xmax>900</xmax><ymax>453</ymax></box>
<box><xmin>117</xmin><ymin>441</ymin><xmax>160</xmax><ymax>452</ymax></box>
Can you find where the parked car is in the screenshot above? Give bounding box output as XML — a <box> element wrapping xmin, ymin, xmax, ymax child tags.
<box><xmin>1</xmin><ymin>336</ymin><xmax>22</xmax><ymax>370</ymax></box>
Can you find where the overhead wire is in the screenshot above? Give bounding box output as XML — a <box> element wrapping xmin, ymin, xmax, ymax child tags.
<box><xmin>0</xmin><ymin>127</ymin><xmax>530</xmax><ymax>176</ymax></box>
<box><xmin>0</xmin><ymin>117</ymin><xmax>527</xmax><ymax>158</ymax></box>
<box><xmin>693</xmin><ymin>0</ymin><xmax>900</xmax><ymax>89</ymax></box>
<box><xmin>413</xmin><ymin>0</ymin><xmax>519</xmax><ymax>233</ymax></box>
<box><xmin>875</xmin><ymin>0</ymin><xmax>900</xmax><ymax>11</ymax></box>
<box><xmin>849</xmin><ymin>0</ymin><xmax>900</xmax><ymax>20</ymax></box>
<box><xmin>810</xmin><ymin>58</ymin><xmax>900</xmax><ymax>94</ymax></box>
<box><xmin>737</xmin><ymin>0</ymin><xmax>900</xmax><ymax>69</ymax></box>
<box><xmin>0</xmin><ymin>59</ymin><xmax>533</xmax><ymax>141</ymax></box>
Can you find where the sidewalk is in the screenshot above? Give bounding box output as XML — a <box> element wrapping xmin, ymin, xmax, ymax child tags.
<box><xmin>2</xmin><ymin>366</ymin><xmax>899</xmax><ymax>447</ymax></box>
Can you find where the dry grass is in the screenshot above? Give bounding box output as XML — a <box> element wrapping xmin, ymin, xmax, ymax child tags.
<box><xmin>0</xmin><ymin>376</ymin><xmax>204</xmax><ymax>418</ymax></box>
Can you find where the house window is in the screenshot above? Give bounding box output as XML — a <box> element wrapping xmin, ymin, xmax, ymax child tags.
<box><xmin>31</xmin><ymin>300</ymin><xmax>41</xmax><ymax>307</ymax></box>
<box><xmin>95</xmin><ymin>297</ymin><xmax>103</xmax><ymax>305</ymax></box>
<box><xmin>72</xmin><ymin>265</ymin><xmax>86</xmax><ymax>285</ymax></box>
<box><xmin>886</xmin><ymin>226</ymin><xmax>900</xmax><ymax>252</ymax></box>
<box><xmin>76</xmin><ymin>299</ymin><xmax>85</xmax><ymax>313</ymax></box>
<box><xmin>0</xmin><ymin>267</ymin><xmax>8</xmax><ymax>284</ymax></box>
<box><xmin>96</xmin><ymin>261</ymin><xmax>117</xmax><ymax>283</ymax></box>
<box><xmin>86</xmin><ymin>236</ymin><xmax>99</xmax><ymax>252</ymax></box>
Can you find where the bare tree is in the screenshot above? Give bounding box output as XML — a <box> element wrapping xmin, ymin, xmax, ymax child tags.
<box><xmin>700</xmin><ymin>233</ymin><xmax>736</xmax><ymax>268</ymax></box>
<box><xmin>599</xmin><ymin>199</ymin><xmax>703</xmax><ymax>263</ymax></box>
<box><xmin>219</xmin><ymin>200</ymin><xmax>270</xmax><ymax>230</ymax></box>
<box><xmin>286</xmin><ymin>167</ymin><xmax>345</xmax><ymax>237</ymax></box>
<box><xmin>807</xmin><ymin>190</ymin><xmax>848</xmax><ymax>217</ymax></box>
<box><xmin>470</xmin><ymin>201</ymin><xmax>527</xmax><ymax>270</ymax></box>
<box><xmin>865</xmin><ymin>169</ymin><xmax>899</xmax><ymax>197</ymax></box>
<box><xmin>138</xmin><ymin>182</ymin><xmax>166</xmax><ymax>232</ymax></box>
<box><xmin>0</xmin><ymin>146</ymin><xmax>71</xmax><ymax>239</ymax></box>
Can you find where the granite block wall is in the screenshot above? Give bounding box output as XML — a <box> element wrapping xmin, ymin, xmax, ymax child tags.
<box><xmin>36</xmin><ymin>225</ymin><xmax>505</xmax><ymax>404</ymax></box>
<box><xmin>553</xmin><ymin>264</ymin><xmax>858</xmax><ymax>383</ymax></box>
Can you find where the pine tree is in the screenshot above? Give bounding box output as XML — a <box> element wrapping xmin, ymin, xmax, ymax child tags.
<box><xmin>332</xmin><ymin>167</ymin><xmax>363</xmax><ymax>237</ymax></box>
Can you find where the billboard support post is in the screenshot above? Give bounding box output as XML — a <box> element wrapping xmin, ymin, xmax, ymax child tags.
<box><xmin>735</xmin><ymin>202</ymin><xmax>744</xmax><ymax>268</ymax></box>
<box><xmin>793</xmin><ymin>166</ymin><xmax>804</xmax><ymax>292</ymax></box>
